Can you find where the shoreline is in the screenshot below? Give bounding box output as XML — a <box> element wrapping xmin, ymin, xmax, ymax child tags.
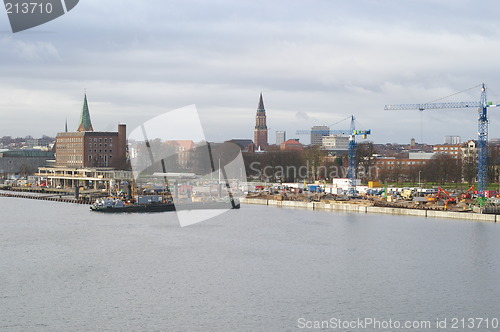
<box><xmin>0</xmin><ymin>191</ymin><xmax>91</xmax><ymax>205</ymax></box>
<box><xmin>240</xmin><ymin>198</ymin><xmax>498</xmax><ymax>223</ymax></box>
<box><xmin>1</xmin><ymin>192</ymin><xmax>497</xmax><ymax>222</ymax></box>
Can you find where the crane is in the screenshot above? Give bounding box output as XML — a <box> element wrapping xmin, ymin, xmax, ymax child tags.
<box><xmin>346</xmin><ymin>116</ymin><xmax>371</xmax><ymax>195</ymax></box>
<box><xmin>296</xmin><ymin>115</ymin><xmax>371</xmax><ymax>196</ymax></box>
<box><xmin>385</xmin><ymin>83</ymin><xmax>499</xmax><ymax>193</ymax></box>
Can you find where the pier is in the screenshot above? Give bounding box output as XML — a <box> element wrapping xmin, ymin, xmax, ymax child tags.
<box><xmin>0</xmin><ymin>191</ymin><xmax>92</xmax><ymax>205</ymax></box>
<box><xmin>240</xmin><ymin>198</ymin><xmax>498</xmax><ymax>223</ymax></box>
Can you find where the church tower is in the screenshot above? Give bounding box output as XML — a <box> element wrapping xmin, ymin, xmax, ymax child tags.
<box><xmin>254</xmin><ymin>93</ymin><xmax>268</xmax><ymax>148</ymax></box>
<box><xmin>77</xmin><ymin>93</ymin><xmax>94</xmax><ymax>132</ymax></box>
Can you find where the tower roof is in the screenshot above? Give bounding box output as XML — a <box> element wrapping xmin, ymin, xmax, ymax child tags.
<box><xmin>257</xmin><ymin>93</ymin><xmax>265</xmax><ymax>111</ymax></box>
<box><xmin>77</xmin><ymin>93</ymin><xmax>94</xmax><ymax>132</ymax></box>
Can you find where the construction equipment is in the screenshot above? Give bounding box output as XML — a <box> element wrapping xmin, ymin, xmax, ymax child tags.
<box><xmin>401</xmin><ymin>188</ymin><xmax>413</xmax><ymax>200</ymax></box>
<box><xmin>461</xmin><ymin>185</ymin><xmax>475</xmax><ymax>199</ymax></box>
<box><xmin>385</xmin><ymin>84</ymin><xmax>499</xmax><ymax>194</ymax></box>
<box><xmin>346</xmin><ymin>116</ymin><xmax>371</xmax><ymax>196</ymax></box>
<box><xmin>297</xmin><ymin>115</ymin><xmax>370</xmax><ymax>196</ymax></box>
<box><xmin>435</xmin><ymin>187</ymin><xmax>456</xmax><ymax>205</ymax></box>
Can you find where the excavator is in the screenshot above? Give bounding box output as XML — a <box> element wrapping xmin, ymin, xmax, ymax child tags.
<box><xmin>461</xmin><ymin>185</ymin><xmax>475</xmax><ymax>199</ymax></box>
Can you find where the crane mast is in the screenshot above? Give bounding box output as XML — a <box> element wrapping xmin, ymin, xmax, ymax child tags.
<box><xmin>478</xmin><ymin>85</ymin><xmax>488</xmax><ymax>192</ymax></box>
<box><xmin>296</xmin><ymin>115</ymin><xmax>370</xmax><ymax>196</ymax></box>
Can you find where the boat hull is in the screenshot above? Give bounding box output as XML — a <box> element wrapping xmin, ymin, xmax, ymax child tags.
<box><xmin>90</xmin><ymin>201</ymin><xmax>240</xmax><ymax>213</ymax></box>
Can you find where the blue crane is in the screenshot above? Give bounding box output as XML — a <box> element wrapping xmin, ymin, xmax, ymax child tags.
<box><xmin>385</xmin><ymin>83</ymin><xmax>499</xmax><ymax>193</ymax></box>
<box><xmin>296</xmin><ymin>116</ymin><xmax>371</xmax><ymax>195</ymax></box>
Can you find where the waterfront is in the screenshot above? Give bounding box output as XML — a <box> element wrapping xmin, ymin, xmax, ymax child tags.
<box><xmin>1</xmin><ymin>198</ymin><xmax>500</xmax><ymax>331</ymax></box>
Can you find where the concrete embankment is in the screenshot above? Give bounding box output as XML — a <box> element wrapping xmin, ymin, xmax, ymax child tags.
<box><xmin>0</xmin><ymin>191</ymin><xmax>91</xmax><ymax>205</ymax></box>
<box><xmin>240</xmin><ymin>198</ymin><xmax>497</xmax><ymax>223</ymax></box>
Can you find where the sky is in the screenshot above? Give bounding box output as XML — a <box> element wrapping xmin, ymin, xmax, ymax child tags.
<box><xmin>1</xmin><ymin>0</ymin><xmax>500</xmax><ymax>145</ymax></box>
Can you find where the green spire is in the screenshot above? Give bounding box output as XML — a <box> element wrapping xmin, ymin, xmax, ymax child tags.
<box><xmin>65</xmin><ymin>118</ymin><xmax>68</xmax><ymax>132</ymax></box>
<box><xmin>77</xmin><ymin>92</ymin><xmax>94</xmax><ymax>132</ymax></box>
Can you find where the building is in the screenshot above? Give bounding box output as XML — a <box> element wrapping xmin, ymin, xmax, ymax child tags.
<box><xmin>280</xmin><ymin>139</ymin><xmax>303</xmax><ymax>151</ymax></box>
<box><xmin>37</xmin><ymin>167</ymin><xmax>132</xmax><ymax>190</ymax></box>
<box><xmin>55</xmin><ymin>94</ymin><xmax>127</xmax><ymax>169</ymax></box>
<box><xmin>254</xmin><ymin>93</ymin><xmax>268</xmax><ymax>149</ymax></box>
<box><xmin>432</xmin><ymin>144</ymin><xmax>462</xmax><ymax>159</ymax></box>
<box><xmin>444</xmin><ymin>135</ymin><xmax>461</xmax><ymax>145</ymax></box>
<box><xmin>0</xmin><ymin>149</ymin><xmax>54</xmax><ymax>177</ymax></box>
<box><xmin>461</xmin><ymin>140</ymin><xmax>477</xmax><ymax>160</ymax></box>
<box><xmin>374</xmin><ymin>157</ymin><xmax>430</xmax><ymax>169</ymax></box>
<box><xmin>275</xmin><ymin>131</ymin><xmax>286</xmax><ymax>145</ymax></box>
<box><xmin>321</xmin><ymin>135</ymin><xmax>349</xmax><ymax>151</ymax></box>
<box><xmin>225</xmin><ymin>139</ymin><xmax>254</xmax><ymax>152</ymax></box>
<box><xmin>311</xmin><ymin>126</ymin><xmax>330</xmax><ymax>146</ymax></box>
<box><xmin>26</xmin><ymin>138</ymin><xmax>51</xmax><ymax>149</ymax></box>
<box><xmin>408</xmin><ymin>151</ymin><xmax>435</xmax><ymax>159</ymax></box>
<box><xmin>164</xmin><ymin>140</ymin><xmax>196</xmax><ymax>167</ymax></box>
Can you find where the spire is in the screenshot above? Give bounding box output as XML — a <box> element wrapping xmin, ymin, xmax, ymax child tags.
<box><xmin>65</xmin><ymin>118</ymin><xmax>68</xmax><ymax>132</ymax></box>
<box><xmin>77</xmin><ymin>92</ymin><xmax>94</xmax><ymax>132</ymax></box>
<box><xmin>258</xmin><ymin>92</ymin><xmax>265</xmax><ymax>111</ymax></box>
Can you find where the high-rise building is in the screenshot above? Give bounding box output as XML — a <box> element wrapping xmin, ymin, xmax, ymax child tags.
<box><xmin>275</xmin><ymin>131</ymin><xmax>286</xmax><ymax>145</ymax></box>
<box><xmin>254</xmin><ymin>93</ymin><xmax>268</xmax><ymax>149</ymax></box>
<box><xmin>444</xmin><ymin>135</ymin><xmax>460</xmax><ymax>145</ymax></box>
<box><xmin>311</xmin><ymin>126</ymin><xmax>330</xmax><ymax>146</ymax></box>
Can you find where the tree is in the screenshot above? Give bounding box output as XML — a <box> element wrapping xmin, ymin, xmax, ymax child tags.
<box><xmin>427</xmin><ymin>153</ymin><xmax>460</xmax><ymax>184</ymax></box>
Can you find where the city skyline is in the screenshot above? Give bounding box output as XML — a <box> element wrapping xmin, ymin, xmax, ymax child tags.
<box><xmin>2</xmin><ymin>1</ymin><xmax>500</xmax><ymax>144</ymax></box>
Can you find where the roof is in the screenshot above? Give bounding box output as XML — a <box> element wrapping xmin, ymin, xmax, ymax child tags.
<box><xmin>77</xmin><ymin>93</ymin><xmax>94</xmax><ymax>132</ymax></box>
<box><xmin>0</xmin><ymin>149</ymin><xmax>54</xmax><ymax>158</ymax></box>
<box><xmin>282</xmin><ymin>139</ymin><xmax>302</xmax><ymax>145</ymax></box>
<box><xmin>257</xmin><ymin>93</ymin><xmax>265</xmax><ymax>111</ymax></box>
<box><xmin>226</xmin><ymin>139</ymin><xmax>254</xmax><ymax>150</ymax></box>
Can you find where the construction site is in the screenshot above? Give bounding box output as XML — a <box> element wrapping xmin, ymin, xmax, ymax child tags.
<box><xmin>244</xmin><ymin>84</ymin><xmax>500</xmax><ymax>217</ymax></box>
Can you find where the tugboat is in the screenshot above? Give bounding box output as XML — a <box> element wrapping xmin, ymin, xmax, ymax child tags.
<box><xmin>90</xmin><ymin>195</ymin><xmax>240</xmax><ymax>213</ymax></box>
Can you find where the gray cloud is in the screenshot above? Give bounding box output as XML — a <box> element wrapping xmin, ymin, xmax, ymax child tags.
<box><xmin>1</xmin><ymin>0</ymin><xmax>500</xmax><ymax>144</ymax></box>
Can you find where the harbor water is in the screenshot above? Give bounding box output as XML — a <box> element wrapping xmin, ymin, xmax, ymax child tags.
<box><xmin>1</xmin><ymin>197</ymin><xmax>499</xmax><ymax>331</ymax></box>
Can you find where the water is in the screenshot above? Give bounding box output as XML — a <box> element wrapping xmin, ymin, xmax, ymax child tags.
<box><xmin>1</xmin><ymin>197</ymin><xmax>499</xmax><ymax>331</ymax></box>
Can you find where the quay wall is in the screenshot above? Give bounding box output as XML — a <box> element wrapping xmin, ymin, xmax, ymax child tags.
<box><xmin>0</xmin><ymin>191</ymin><xmax>91</xmax><ymax>205</ymax></box>
<box><xmin>240</xmin><ymin>198</ymin><xmax>497</xmax><ymax>223</ymax></box>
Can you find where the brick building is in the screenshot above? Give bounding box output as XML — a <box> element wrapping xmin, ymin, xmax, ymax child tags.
<box><xmin>55</xmin><ymin>94</ymin><xmax>127</xmax><ymax>169</ymax></box>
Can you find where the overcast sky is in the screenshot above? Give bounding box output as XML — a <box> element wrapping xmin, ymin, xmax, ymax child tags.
<box><xmin>1</xmin><ymin>0</ymin><xmax>500</xmax><ymax>144</ymax></box>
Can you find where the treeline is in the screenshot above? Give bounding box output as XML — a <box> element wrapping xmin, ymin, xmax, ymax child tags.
<box><xmin>378</xmin><ymin>147</ymin><xmax>500</xmax><ymax>185</ymax></box>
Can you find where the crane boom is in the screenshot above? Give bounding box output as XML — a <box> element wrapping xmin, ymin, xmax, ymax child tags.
<box><xmin>384</xmin><ymin>101</ymin><xmax>481</xmax><ymax>111</ymax></box>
